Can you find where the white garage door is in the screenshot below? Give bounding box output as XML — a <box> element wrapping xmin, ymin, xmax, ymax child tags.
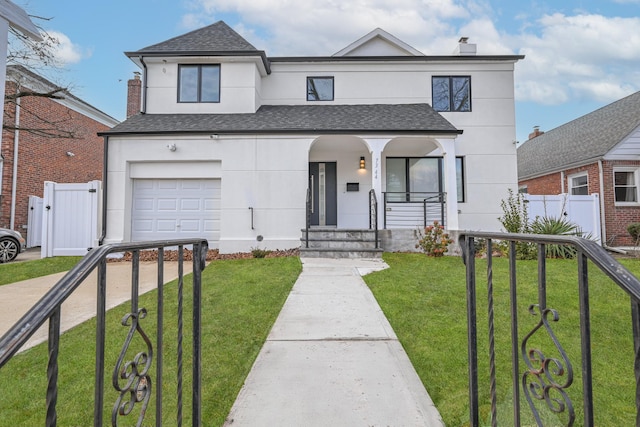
<box><xmin>132</xmin><ymin>179</ymin><xmax>220</xmax><ymax>248</ymax></box>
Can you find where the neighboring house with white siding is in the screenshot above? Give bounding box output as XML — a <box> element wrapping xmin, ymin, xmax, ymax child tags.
<box><xmin>100</xmin><ymin>21</ymin><xmax>523</xmax><ymax>255</ymax></box>
<box><xmin>518</xmin><ymin>91</ymin><xmax>640</xmax><ymax>247</ymax></box>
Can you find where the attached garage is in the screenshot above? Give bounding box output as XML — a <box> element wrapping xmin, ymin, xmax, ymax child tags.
<box><xmin>131</xmin><ymin>178</ymin><xmax>221</xmax><ymax>248</ymax></box>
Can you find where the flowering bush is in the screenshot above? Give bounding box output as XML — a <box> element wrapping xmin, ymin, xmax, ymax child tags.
<box><xmin>415</xmin><ymin>221</ymin><xmax>453</xmax><ymax>257</ymax></box>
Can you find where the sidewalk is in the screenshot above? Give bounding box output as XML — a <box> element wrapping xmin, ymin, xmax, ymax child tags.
<box><xmin>0</xmin><ymin>261</ymin><xmax>180</xmax><ymax>353</ymax></box>
<box><xmin>224</xmin><ymin>257</ymin><xmax>444</xmax><ymax>426</ymax></box>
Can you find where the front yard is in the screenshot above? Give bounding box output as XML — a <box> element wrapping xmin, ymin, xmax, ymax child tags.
<box><xmin>1</xmin><ymin>252</ymin><xmax>638</xmax><ymax>426</ymax></box>
<box><xmin>364</xmin><ymin>253</ymin><xmax>640</xmax><ymax>426</ymax></box>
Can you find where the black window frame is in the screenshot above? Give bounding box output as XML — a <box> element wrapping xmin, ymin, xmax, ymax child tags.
<box><xmin>385</xmin><ymin>156</ymin><xmax>465</xmax><ymax>203</ymax></box>
<box><xmin>307</xmin><ymin>76</ymin><xmax>334</xmax><ymax>101</ymax></box>
<box><xmin>432</xmin><ymin>75</ymin><xmax>472</xmax><ymax>112</ymax></box>
<box><xmin>178</xmin><ymin>64</ymin><xmax>221</xmax><ymax>103</ymax></box>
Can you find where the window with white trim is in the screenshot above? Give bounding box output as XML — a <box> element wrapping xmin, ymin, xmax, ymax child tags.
<box><xmin>569</xmin><ymin>172</ymin><xmax>588</xmax><ymax>195</ymax></box>
<box><xmin>614</xmin><ymin>168</ymin><xmax>639</xmax><ymax>204</ymax></box>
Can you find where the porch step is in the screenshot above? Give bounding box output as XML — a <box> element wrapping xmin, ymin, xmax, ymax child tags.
<box><xmin>299</xmin><ymin>229</ymin><xmax>383</xmax><ymax>258</ymax></box>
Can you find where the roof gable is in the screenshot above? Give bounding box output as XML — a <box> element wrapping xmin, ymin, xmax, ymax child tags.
<box><xmin>518</xmin><ymin>91</ymin><xmax>640</xmax><ymax>179</ymax></box>
<box><xmin>132</xmin><ymin>21</ymin><xmax>259</xmax><ymax>54</ymax></box>
<box><xmin>333</xmin><ymin>28</ymin><xmax>424</xmax><ymax>57</ymax></box>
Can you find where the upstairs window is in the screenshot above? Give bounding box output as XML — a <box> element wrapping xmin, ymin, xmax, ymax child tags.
<box><xmin>307</xmin><ymin>76</ymin><xmax>334</xmax><ymax>101</ymax></box>
<box><xmin>614</xmin><ymin>169</ymin><xmax>639</xmax><ymax>204</ymax></box>
<box><xmin>178</xmin><ymin>64</ymin><xmax>220</xmax><ymax>103</ymax></box>
<box><xmin>432</xmin><ymin>76</ymin><xmax>471</xmax><ymax>112</ymax></box>
<box><xmin>569</xmin><ymin>173</ymin><xmax>588</xmax><ymax>195</ymax></box>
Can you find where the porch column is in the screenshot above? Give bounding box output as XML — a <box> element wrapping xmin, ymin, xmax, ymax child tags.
<box><xmin>363</xmin><ymin>139</ymin><xmax>386</xmax><ymax>227</ymax></box>
<box><xmin>438</xmin><ymin>138</ymin><xmax>459</xmax><ymax>230</ymax></box>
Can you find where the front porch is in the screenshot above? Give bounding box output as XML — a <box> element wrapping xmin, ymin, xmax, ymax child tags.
<box><xmin>303</xmin><ymin>134</ymin><xmax>459</xmax><ymax>257</ymax></box>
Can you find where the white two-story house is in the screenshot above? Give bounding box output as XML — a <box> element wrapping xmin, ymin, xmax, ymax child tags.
<box><xmin>100</xmin><ymin>21</ymin><xmax>523</xmax><ymax>255</ymax></box>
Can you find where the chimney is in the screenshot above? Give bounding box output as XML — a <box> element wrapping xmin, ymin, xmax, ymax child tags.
<box><xmin>453</xmin><ymin>36</ymin><xmax>477</xmax><ymax>56</ymax></box>
<box><xmin>528</xmin><ymin>126</ymin><xmax>544</xmax><ymax>140</ymax></box>
<box><xmin>126</xmin><ymin>72</ymin><xmax>142</xmax><ymax>118</ymax></box>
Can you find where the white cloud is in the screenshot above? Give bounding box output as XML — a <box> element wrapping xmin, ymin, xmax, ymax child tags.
<box><xmin>513</xmin><ymin>13</ymin><xmax>640</xmax><ymax>105</ymax></box>
<box><xmin>48</xmin><ymin>31</ymin><xmax>90</xmax><ymax>65</ymax></box>
<box><xmin>184</xmin><ymin>1</ymin><xmax>640</xmax><ymax>107</ymax></box>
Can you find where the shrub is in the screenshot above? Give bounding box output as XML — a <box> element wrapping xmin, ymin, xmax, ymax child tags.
<box><xmin>251</xmin><ymin>247</ymin><xmax>271</xmax><ymax>258</ymax></box>
<box><xmin>415</xmin><ymin>221</ymin><xmax>453</xmax><ymax>257</ymax></box>
<box><xmin>530</xmin><ymin>215</ymin><xmax>584</xmax><ymax>258</ymax></box>
<box><xmin>627</xmin><ymin>223</ymin><xmax>640</xmax><ymax>245</ymax></box>
<box><xmin>498</xmin><ymin>189</ymin><xmax>536</xmax><ymax>260</ymax></box>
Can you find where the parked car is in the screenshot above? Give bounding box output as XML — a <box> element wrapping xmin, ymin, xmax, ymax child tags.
<box><xmin>0</xmin><ymin>228</ymin><xmax>26</xmax><ymax>262</ymax></box>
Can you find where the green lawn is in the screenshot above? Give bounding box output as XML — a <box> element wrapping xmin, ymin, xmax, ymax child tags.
<box><xmin>0</xmin><ymin>256</ymin><xmax>301</xmax><ymax>426</ymax></box>
<box><xmin>2</xmin><ymin>253</ymin><xmax>638</xmax><ymax>426</ymax></box>
<box><xmin>0</xmin><ymin>256</ymin><xmax>82</xmax><ymax>285</ymax></box>
<box><xmin>364</xmin><ymin>253</ymin><xmax>640</xmax><ymax>427</ymax></box>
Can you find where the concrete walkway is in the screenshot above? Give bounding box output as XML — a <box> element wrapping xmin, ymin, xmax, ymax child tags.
<box><xmin>224</xmin><ymin>257</ymin><xmax>444</xmax><ymax>426</ymax></box>
<box><xmin>0</xmin><ymin>261</ymin><xmax>181</xmax><ymax>353</ymax></box>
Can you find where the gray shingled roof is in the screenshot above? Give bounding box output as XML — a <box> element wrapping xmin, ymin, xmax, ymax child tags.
<box><xmin>101</xmin><ymin>104</ymin><xmax>460</xmax><ymax>136</ymax></box>
<box><xmin>518</xmin><ymin>91</ymin><xmax>640</xmax><ymax>179</ymax></box>
<box><xmin>131</xmin><ymin>21</ymin><xmax>258</xmax><ymax>53</ymax></box>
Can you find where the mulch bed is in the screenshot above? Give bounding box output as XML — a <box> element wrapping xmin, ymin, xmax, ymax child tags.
<box><xmin>108</xmin><ymin>248</ymin><xmax>299</xmax><ymax>262</ymax></box>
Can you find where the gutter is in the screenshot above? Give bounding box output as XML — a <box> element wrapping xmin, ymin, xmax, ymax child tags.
<box><xmin>9</xmin><ymin>95</ymin><xmax>20</xmax><ymax>229</ymax></box>
<box><xmin>139</xmin><ymin>56</ymin><xmax>147</xmax><ymax>114</ymax></box>
<box><xmin>598</xmin><ymin>160</ymin><xmax>608</xmax><ymax>248</ymax></box>
<box><xmin>98</xmin><ymin>135</ymin><xmax>108</xmax><ymax>245</ymax></box>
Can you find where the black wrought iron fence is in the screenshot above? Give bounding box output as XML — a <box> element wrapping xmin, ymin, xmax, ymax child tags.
<box><xmin>0</xmin><ymin>239</ymin><xmax>208</xmax><ymax>427</ymax></box>
<box><xmin>459</xmin><ymin>231</ymin><xmax>640</xmax><ymax>427</ymax></box>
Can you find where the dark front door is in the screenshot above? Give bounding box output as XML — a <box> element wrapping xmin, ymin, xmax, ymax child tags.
<box><xmin>309</xmin><ymin>162</ymin><xmax>337</xmax><ymax>226</ymax></box>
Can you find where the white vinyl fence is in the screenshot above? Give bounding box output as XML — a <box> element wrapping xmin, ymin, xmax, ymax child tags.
<box><xmin>525</xmin><ymin>193</ymin><xmax>601</xmax><ymax>244</ymax></box>
<box><xmin>37</xmin><ymin>180</ymin><xmax>101</xmax><ymax>257</ymax></box>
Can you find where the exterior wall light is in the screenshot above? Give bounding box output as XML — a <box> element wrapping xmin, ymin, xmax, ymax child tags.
<box><xmin>360</xmin><ymin>156</ymin><xmax>365</xmax><ymax>169</ymax></box>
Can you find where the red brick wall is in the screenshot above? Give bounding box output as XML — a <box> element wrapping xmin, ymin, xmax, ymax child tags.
<box><xmin>519</xmin><ymin>172</ymin><xmax>562</xmax><ymax>195</ymax></box>
<box><xmin>601</xmin><ymin>160</ymin><xmax>640</xmax><ymax>246</ymax></box>
<box><xmin>519</xmin><ymin>161</ymin><xmax>640</xmax><ymax>246</ymax></box>
<box><xmin>0</xmin><ymin>81</ymin><xmax>110</xmax><ymax>243</ymax></box>
<box><xmin>127</xmin><ymin>75</ymin><xmax>142</xmax><ymax>118</ymax></box>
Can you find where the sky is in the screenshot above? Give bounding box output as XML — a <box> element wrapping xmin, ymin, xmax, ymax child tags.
<box><xmin>11</xmin><ymin>0</ymin><xmax>640</xmax><ymax>144</ymax></box>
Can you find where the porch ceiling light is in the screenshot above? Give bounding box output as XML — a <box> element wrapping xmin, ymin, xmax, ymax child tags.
<box><xmin>360</xmin><ymin>156</ymin><xmax>365</xmax><ymax>169</ymax></box>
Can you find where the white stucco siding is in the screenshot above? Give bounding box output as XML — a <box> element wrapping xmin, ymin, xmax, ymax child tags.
<box><xmin>262</xmin><ymin>61</ymin><xmax>516</xmax><ymax>108</ymax></box>
<box><xmin>104</xmin><ymin>135</ymin><xmax>312</xmax><ymax>253</ymax></box>
<box><xmin>144</xmin><ymin>60</ymin><xmax>260</xmax><ymax>114</ymax></box>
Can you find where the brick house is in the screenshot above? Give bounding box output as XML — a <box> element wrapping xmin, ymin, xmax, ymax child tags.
<box><xmin>0</xmin><ymin>65</ymin><xmax>119</xmax><ymax>244</ymax></box>
<box><xmin>518</xmin><ymin>91</ymin><xmax>640</xmax><ymax>247</ymax></box>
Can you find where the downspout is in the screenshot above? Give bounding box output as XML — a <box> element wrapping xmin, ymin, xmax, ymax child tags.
<box><xmin>598</xmin><ymin>160</ymin><xmax>608</xmax><ymax>247</ymax></box>
<box><xmin>9</xmin><ymin>95</ymin><xmax>20</xmax><ymax>229</ymax></box>
<box><xmin>98</xmin><ymin>135</ymin><xmax>108</xmax><ymax>245</ymax></box>
<box><xmin>560</xmin><ymin>171</ymin><xmax>565</xmax><ymax>194</ymax></box>
<box><xmin>139</xmin><ymin>56</ymin><xmax>147</xmax><ymax>114</ymax></box>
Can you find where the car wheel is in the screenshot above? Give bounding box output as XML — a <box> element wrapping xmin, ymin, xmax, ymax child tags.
<box><xmin>0</xmin><ymin>237</ymin><xmax>19</xmax><ymax>263</ymax></box>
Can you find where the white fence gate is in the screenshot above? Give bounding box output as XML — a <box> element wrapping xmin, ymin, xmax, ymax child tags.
<box><xmin>40</xmin><ymin>180</ymin><xmax>101</xmax><ymax>258</ymax></box>
<box><xmin>27</xmin><ymin>195</ymin><xmax>43</xmax><ymax>248</ymax></box>
<box><xmin>525</xmin><ymin>193</ymin><xmax>602</xmax><ymax>244</ymax></box>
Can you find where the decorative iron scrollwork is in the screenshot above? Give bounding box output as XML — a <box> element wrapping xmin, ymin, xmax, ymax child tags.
<box><xmin>521</xmin><ymin>304</ymin><xmax>575</xmax><ymax>426</ymax></box>
<box><xmin>112</xmin><ymin>308</ymin><xmax>153</xmax><ymax>427</ymax></box>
